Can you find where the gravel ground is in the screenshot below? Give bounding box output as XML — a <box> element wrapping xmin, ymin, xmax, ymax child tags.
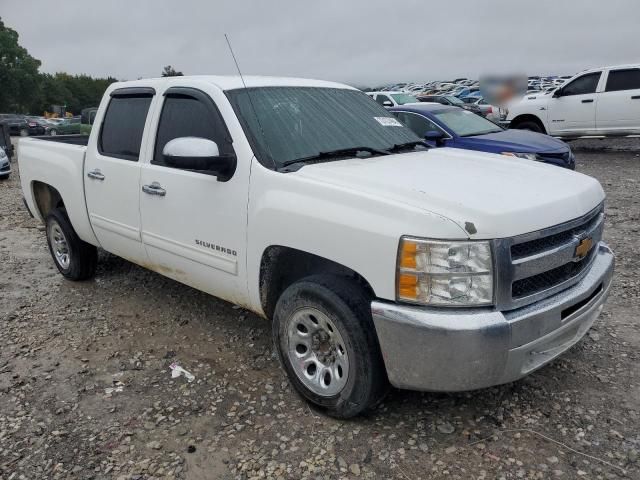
<box><xmin>1</xmin><ymin>139</ymin><xmax>639</xmax><ymax>480</ymax></box>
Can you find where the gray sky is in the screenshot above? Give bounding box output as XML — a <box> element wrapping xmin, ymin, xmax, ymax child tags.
<box><xmin>1</xmin><ymin>0</ymin><xmax>638</xmax><ymax>86</ymax></box>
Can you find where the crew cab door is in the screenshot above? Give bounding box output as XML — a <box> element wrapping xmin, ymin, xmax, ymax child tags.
<box><xmin>139</xmin><ymin>86</ymin><xmax>249</xmax><ymax>304</ymax></box>
<box><xmin>596</xmin><ymin>67</ymin><xmax>640</xmax><ymax>134</ymax></box>
<box><xmin>547</xmin><ymin>71</ymin><xmax>601</xmax><ymax>135</ymax></box>
<box><xmin>84</xmin><ymin>88</ymin><xmax>155</xmax><ymax>262</ymax></box>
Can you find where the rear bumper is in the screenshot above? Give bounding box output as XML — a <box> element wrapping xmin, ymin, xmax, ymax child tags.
<box><xmin>371</xmin><ymin>242</ymin><xmax>614</xmax><ymax>392</ymax></box>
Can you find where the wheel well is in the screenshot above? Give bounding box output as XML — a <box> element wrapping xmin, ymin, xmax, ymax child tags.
<box><xmin>259</xmin><ymin>246</ymin><xmax>375</xmax><ymax>320</ymax></box>
<box><xmin>32</xmin><ymin>181</ymin><xmax>65</xmax><ymax>220</ymax></box>
<box><xmin>510</xmin><ymin>114</ymin><xmax>546</xmax><ymax>133</ymax></box>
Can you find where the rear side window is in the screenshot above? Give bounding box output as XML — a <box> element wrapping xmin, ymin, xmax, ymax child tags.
<box><xmin>375</xmin><ymin>94</ymin><xmax>392</xmax><ymax>105</ymax></box>
<box><xmin>153</xmin><ymin>90</ymin><xmax>233</xmax><ymax>167</ymax></box>
<box><xmin>562</xmin><ymin>72</ymin><xmax>601</xmax><ymax>96</ymax></box>
<box><xmin>99</xmin><ymin>95</ymin><xmax>152</xmax><ymax>161</ymax></box>
<box><xmin>605</xmin><ymin>69</ymin><xmax>640</xmax><ymax>92</ymax></box>
<box><xmin>394</xmin><ymin>112</ymin><xmax>442</xmax><ymax>137</ymax></box>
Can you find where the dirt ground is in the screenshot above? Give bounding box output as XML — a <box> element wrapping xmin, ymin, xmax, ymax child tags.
<box><xmin>1</xmin><ymin>138</ymin><xmax>639</xmax><ymax>480</ymax></box>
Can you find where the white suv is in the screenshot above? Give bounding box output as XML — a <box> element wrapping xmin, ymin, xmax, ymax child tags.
<box><xmin>506</xmin><ymin>64</ymin><xmax>640</xmax><ymax>137</ymax></box>
<box><xmin>366</xmin><ymin>91</ymin><xmax>420</xmax><ymax>107</ymax></box>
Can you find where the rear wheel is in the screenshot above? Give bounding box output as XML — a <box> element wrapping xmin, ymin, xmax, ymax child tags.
<box><xmin>514</xmin><ymin>120</ymin><xmax>544</xmax><ymax>133</ymax></box>
<box><xmin>273</xmin><ymin>275</ymin><xmax>388</xmax><ymax>418</ymax></box>
<box><xmin>45</xmin><ymin>208</ymin><xmax>97</xmax><ymax>280</ymax></box>
<box><xmin>19</xmin><ymin>128</ymin><xmax>28</xmax><ymax>137</ymax></box>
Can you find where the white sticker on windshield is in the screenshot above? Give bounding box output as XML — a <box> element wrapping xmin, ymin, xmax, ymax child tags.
<box><xmin>374</xmin><ymin>116</ymin><xmax>403</xmax><ymax>127</ymax></box>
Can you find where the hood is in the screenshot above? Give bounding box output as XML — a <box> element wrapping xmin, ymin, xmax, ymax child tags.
<box><xmin>455</xmin><ymin>129</ymin><xmax>568</xmax><ymax>153</ymax></box>
<box><xmin>295</xmin><ymin>148</ymin><xmax>604</xmax><ymax>239</ymax></box>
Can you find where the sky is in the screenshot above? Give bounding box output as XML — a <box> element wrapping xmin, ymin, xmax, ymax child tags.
<box><xmin>1</xmin><ymin>0</ymin><xmax>638</xmax><ymax>87</ymax></box>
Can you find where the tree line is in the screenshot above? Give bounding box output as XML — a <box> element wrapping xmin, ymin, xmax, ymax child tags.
<box><xmin>0</xmin><ymin>17</ymin><xmax>183</xmax><ymax>116</ymax></box>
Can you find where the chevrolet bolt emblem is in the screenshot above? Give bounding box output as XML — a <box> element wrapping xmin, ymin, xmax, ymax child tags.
<box><xmin>574</xmin><ymin>237</ymin><xmax>593</xmax><ymax>260</ymax></box>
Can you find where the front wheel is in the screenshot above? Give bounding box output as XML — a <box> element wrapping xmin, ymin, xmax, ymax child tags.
<box><xmin>49</xmin><ymin>129</ymin><xmax>58</xmax><ymax>136</ymax></box>
<box><xmin>273</xmin><ymin>275</ymin><xmax>388</xmax><ymax>418</ymax></box>
<box><xmin>45</xmin><ymin>208</ymin><xmax>97</xmax><ymax>280</ymax></box>
<box><xmin>19</xmin><ymin>128</ymin><xmax>28</xmax><ymax>137</ymax></box>
<box><xmin>514</xmin><ymin>120</ymin><xmax>543</xmax><ymax>133</ymax></box>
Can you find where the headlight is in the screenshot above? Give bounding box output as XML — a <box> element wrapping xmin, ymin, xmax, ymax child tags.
<box><xmin>501</xmin><ymin>152</ymin><xmax>539</xmax><ymax>161</ymax></box>
<box><xmin>397</xmin><ymin>237</ymin><xmax>494</xmax><ymax>306</ymax></box>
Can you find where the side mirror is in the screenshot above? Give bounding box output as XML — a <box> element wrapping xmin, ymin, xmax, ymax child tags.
<box><xmin>424</xmin><ymin>130</ymin><xmax>446</xmax><ymax>146</ymax></box>
<box><xmin>163</xmin><ymin>137</ymin><xmax>236</xmax><ymax>182</ymax></box>
<box><xmin>382</xmin><ymin>100</ymin><xmax>393</xmax><ymax>107</ymax></box>
<box><xmin>552</xmin><ymin>88</ymin><xmax>563</xmax><ymax>98</ymax></box>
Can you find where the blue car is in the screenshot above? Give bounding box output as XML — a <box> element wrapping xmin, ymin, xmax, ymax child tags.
<box><xmin>389</xmin><ymin>103</ymin><xmax>575</xmax><ymax>169</ymax></box>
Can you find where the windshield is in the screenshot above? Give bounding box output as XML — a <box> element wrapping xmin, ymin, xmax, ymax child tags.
<box><xmin>390</xmin><ymin>93</ymin><xmax>419</xmax><ymax>105</ymax></box>
<box><xmin>434</xmin><ymin>109</ymin><xmax>503</xmax><ymax>136</ymax></box>
<box><xmin>226</xmin><ymin>87</ymin><xmax>420</xmax><ymax>168</ymax></box>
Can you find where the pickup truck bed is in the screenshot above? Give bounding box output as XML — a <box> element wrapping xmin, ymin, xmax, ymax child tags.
<box><xmin>31</xmin><ymin>134</ymin><xmax>90</xmax><ymax>146</ymax></box>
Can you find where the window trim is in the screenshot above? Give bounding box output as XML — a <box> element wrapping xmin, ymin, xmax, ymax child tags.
<box><xmin>151</xmin><ymin>86</ymin><xmax>235</xmax><ymax>169</ymax></box>
<box><xmin>98</xmin><ymin>92</ymin><xmax>154</xmax><ymax>162</ymax></box>
<box><xmin>604</xmin><ymin>68</ymin><xmax>640</xmax><ymax>93</ymax></box>
<box><xmin>392</xmin><ymin>110</ymin><xmax>453</xmax><ymax>140</ymax></box>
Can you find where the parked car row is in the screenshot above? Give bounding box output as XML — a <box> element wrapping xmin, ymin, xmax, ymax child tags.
<box><xmin>0</xmin><ymin>114</ymin><xmax>83</xmax><ymax>137</ymax></box>
<box><xmin>375</xmin><ymin>63</ymin><xmax>640</xmax><ymax>140</ymax></box>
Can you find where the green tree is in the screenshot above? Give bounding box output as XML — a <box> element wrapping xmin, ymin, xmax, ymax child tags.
<box><xmin>161</xmin><ymin>65</ymin><xmax>183</xmax><ymax>77</ymax></box>
<box><xmin>0</xmin><ymin>17</ymin><xmax>42</xmax><ymax>112</ymax></box>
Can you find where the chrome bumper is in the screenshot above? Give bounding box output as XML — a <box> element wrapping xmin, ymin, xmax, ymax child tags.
<box><xmin>371</xmin><ymin>243</ymin><xmax>614</xmax><ymax>392</ymax></box>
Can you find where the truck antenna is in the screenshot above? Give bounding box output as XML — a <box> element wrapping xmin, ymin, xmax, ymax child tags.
<box><xmin>224</xmin><ymin>34</ymin><xmax>277</xmax><ymax>170</ymax></box>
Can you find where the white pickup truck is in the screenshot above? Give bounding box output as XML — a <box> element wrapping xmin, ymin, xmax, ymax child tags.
<box><xmin>19</xmin><ymin>76</ymin><xmax>614</xmax><ymax>418</ymax></box>
<box><xmin>507</xmin><ymin>64</ymin><xmax>640</xmax><ymax>137</ymax></box>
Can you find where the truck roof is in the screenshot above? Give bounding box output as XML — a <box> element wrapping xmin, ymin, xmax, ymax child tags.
<box><xmin>107</xmin><ymin>75</ymin><xmax>355</xmax><ymax>92</ymax></box>
<box><xmin>582</xmin><ymin>63</ymin><xmax>640</xmax><ymax>73</ymax></box>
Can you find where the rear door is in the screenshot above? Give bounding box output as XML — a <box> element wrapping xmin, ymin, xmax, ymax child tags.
<box><xmin>596</xmin><ymin>67</ymin><xmax>640</xmax><ymax>133</ymax></box>
<box><xmin>547</xmin><ymin>71</ymin><xmax>601</xmax><ymax>135</ymax></box>
<box><xmin>84</xmin><ymin>87</ymin><xmax>155</xmax><ymax>263</ymax></box>
<box><xmin>139</xmin><ymin>85</ymin><xmax>250</xmax><ymax>304</ymax></box>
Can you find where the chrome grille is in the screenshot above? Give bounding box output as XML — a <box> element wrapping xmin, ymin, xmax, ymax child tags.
<box><xmin>494</xmin><ymin>204</ymin><xmax>604</xmax><ymax>310</ymax></box>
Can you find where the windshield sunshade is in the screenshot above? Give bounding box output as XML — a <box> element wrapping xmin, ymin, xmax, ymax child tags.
<box><xmin>226</xmin><ymin>87</ymin><xmax>420</xmax><ymax>168</ymax></box>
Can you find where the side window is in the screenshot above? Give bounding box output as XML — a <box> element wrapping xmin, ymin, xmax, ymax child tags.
<box><xmin>99</xmin><ymin>95</ymin><xmax>152</xmax><ymax>161</ymax></box>
<box><xmin>153</xmin><ymin>90</ymin><xmax>233</xmax><ymax>167</ymax></box>
<box><xmin>375</xmin><ymin>94</ymin><xmax>392</xmax><ymax>106</ymax></box>
<box><xmin>605</xmin><ymin>69</ymin><xmax>640</xmax><ymax>92</ymax></box>
<box><xmin>396</xmin><ymin>112</ymin><xmax>442</xmax><ymax>138</ymax></box>
<box><xmin>435</xmin><ymin>97</ymin><xmax>448</xmax><ymax>105</ymax></box>
<box><xmin>561</xmin><ymin>72</ymin><xmax>601</xmax><ymax>96</ymax></box>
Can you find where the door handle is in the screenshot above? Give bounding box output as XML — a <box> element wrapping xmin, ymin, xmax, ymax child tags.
<box><xmin>581</xmin><ymin>99</ymin><xmax>594</xmax><ymax>103</ymax></box>
<box><xmin>87</xmin><ymin>169</ymin><xmax>105</xmax><ymax>181</ymax></box>
<box><xmin>142</xmin><ymin>181</ymin><xmax>166</xmax><ymax>196</ymax></box>
<box><xmin>631</xmin><ymin>95</ymin><xmax>640</xmax><ymax>99</ymax></box>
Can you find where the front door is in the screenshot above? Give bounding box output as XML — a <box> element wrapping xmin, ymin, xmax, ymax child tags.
<box><xmin>84</xmin><ymin>88</ymin><xmax>155</xmax><ymax>263</ymax></box>
<box><xmin>596</xmin><ymin>67</ymin><xmax>640</xmax><ymax>134</ymax></box>
<box><xmin>547</xmin><ymin>71</ymin><xmax>601</xmax><ymax>135</ymax></box>
<box><xmin>139</xmin><ymin>86</ymin><xmax>250</xmax><ymax>305</ymax></box>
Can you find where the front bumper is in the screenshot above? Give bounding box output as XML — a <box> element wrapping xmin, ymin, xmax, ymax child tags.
<box><xmin>371</xmin><ymin>242</ymin><xmax>614</xmax><ymax>392</ymax></box>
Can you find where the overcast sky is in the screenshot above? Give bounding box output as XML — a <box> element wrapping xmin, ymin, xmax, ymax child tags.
<box><xmin>1</xmin><ymin>0</ymin><xmax>638</xmax><ymax>86</ymax></box>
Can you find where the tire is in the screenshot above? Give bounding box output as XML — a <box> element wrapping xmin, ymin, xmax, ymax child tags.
<box><xmin>514</xmin><ymin>120</ymin><xmax>544</xmax><ymax>133</ymax></box>
<box><xmin>0</xmin><ymin>174</ymin><xmax>9</xmax><ymax>180</ymax></box>
<box><xmin>49</xmin><ymin>129</ymin><xmax>58</xmax><ymax>136</ymax></box>
<box><xmin>45</xmin><ymin>208</ymin><xmax>97</xmax><ymax>280</ymax></box>
<box><xmin>273</xmin><ymin>274</ymin><xmax>388</xmax><ymax>418</ymax></box>
<box><xmin>19</xmin><ymin>128</ymin><xmax>28</xmax><ymax>137</ymax></box>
